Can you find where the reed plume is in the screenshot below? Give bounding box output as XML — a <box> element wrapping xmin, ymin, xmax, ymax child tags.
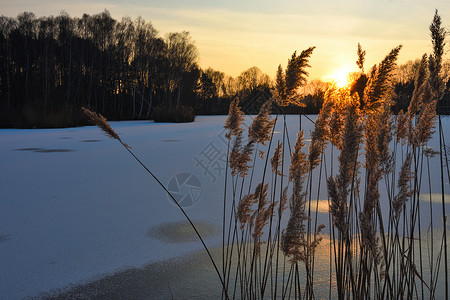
<box><xmin>248</xmin><ymin>100</ymin><xmax>275</xmax><ymax>145</ymax></box>
<box><xmin>309</xmin><ymin>97</ymin><xmax>332</xmax><ymax>169</ymax></box>
<box><xmin>356</xmin><ymin>43</ymin><xmax>366</xmax><ymax>72</ymax></box>
<box><xmin>325</xmin><ymin>86</ymin><xmax>352</xmax><ymax>148</ymax></box>
<box><xmin>396</xmin><ymin>108</ymin><xmax>409</xmax><ymax>144</ymax></box>
<box><xmin>336</xmin><ymin>102</ymin><xmax>363</xmax><ymax>191</ymax></box>
<box><xmin>428</xmin><ymin>10</ymin><xmax>446</xmax><ymax>97</ymax></box>
<box><xmin>378</xmin><ymin>103</ymin><xmax>394</xmax><ymax>174</ymax></box>
<box><xmin>359</xmin><ymin>46</ymin><xmax>401</xmax><ymax>229</ymax></box>
<box><xmin>397</xmin><ymin>54</ymin><xmax>430</xmax><ymax>145</ymax></box>
<box><xmin>408</xmin><ymin>46</ymin><xmax>440</xmax><ymax>147</ymax></box>
<box><xmin>237</xmin><ymin>193</ymin><xmax>257</xmax><ymax>230</ymax></box>
<box><xmin>228</xmin><ymin>131</ymin><xmax>244</xmax><ymax>176</ymax></box>
<box><xmin>285</xmin><ymin>47</ymin><xmax>316</xmax><ymax>105</ymax></box>
<box><xmin>228</xmin><ymin>131</ymin><xmax>254</xmax><ymax>177</ymax></box>
<box><xmin>359</xmin><ymin>211</ymin><xmax>381</xmax><ymax>264</ymax></box>
<box><xmin>289</xmin><ymin>131</ymin><xmax>309</xmax><ymax>182</ymax></box>
<box><xmin>82</xmin><ymin>107</ymin><xmax>129</xmax><ymax>149</ymax></box>
<box><xmin>395</xmin><ymin>55</ymin><xmax>428</xmax><ymax>145</ymax></box>
<box><xmin>282</xmin><ymin>131</ymin><xmax>310</xmax><ymax>263</ymax></box>
<box><xmin>252</xmin><ymin>183</ymin><xmax>273</xmax><ymax>256</ymax></box>
<box><xmin>409</xmin><ymin>54</ymin><xmax>429</xmax><ymax>115</ymax></box>
<box><xmin>257</xmin><ymin>202</ymin><xmax>278</xmax><ymax>254</ymax></box>
<box><xmin>392</xmin><ymin>153</ymin><xmax>414</xmax><ymax>219</ymax></box>
<box><xmin>281</xmin><ymin>197</ymin><xmax>308</xmax><ymax>263</ymax></box>
<box><xmin>363</xmin><ymin>45</ymin><xmax>402</xmax><ymax>112</ymax></box>
<box><xmin>280</xmin><ymin>186</ymin><xmax>288</xmax><ymax>214</ymax></box>
<box><xmin>429</xmin><ymin>10</ymin><xmax>448</xmax><ymax>299</ymax></box>
<box><xmin>363</xmin><ymin>102</ymin><xmax>392</xmax><ymax>215</ymax></box>
<box><xmin>328</xmin><ymin>109</ymin><xmax>345</xmax><ymax>148</ymax></box>
<box><xmin>328</xmin><ymin>176</ymin><xmax>347</xmax><ymax>234</ymax></box>
<box><xmin>412</xmin><ymin>98</ymin><xmax>437</xmax><ymax>147</ymax></box>
<box><xmin>274</xmin><ymin>65</ymin><xmax>288</xmax><ymax>106</ymax></box>
<box><xmin>224</xmin><ymin>98</ymin><xmax>245</xmax><ymax>139</ymax></box>
<box><xmin>271</xmin><ymin>142</ymin><xmax>284</xmax><ymax>176</ymax></box>
<box><xmin>274</xmin><ymin>47</ymin><xmax>315</xmax><ymax>106</ymax></box>
<box><xmin>328</xmin><ymin>102</ymin><xmax>362</xmax><ymax>236</ymax></box>
<box><xmin>228</xmin><ymin>99</ymin><xmax>275</xmax><ymax>177</ymax></box>
<box><xmin>282</xmin><ymin>195</ymin><xmax>325</xmax><ymax>264</ymax></box>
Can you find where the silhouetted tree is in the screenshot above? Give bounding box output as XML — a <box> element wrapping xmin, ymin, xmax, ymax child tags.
<box><xmin>0</xmin><ymin>11</ymin><xmax>204</xmax><ymax>127</ymax></box>
<box><xmin>164</xmin><ymin>31</ymin><xmax>199</xmax><ymax>107</ymax></box>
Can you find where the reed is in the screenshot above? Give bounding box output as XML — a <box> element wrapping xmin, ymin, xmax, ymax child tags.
<box><xmin>82</xmin><ymin>10</ymin><xmax>448</xmax><ymax>300</ymax></box>
<box><xmin>216</xmin><ymin>10</ymin><xmax>448</xmax><ymax>299</ymax></box>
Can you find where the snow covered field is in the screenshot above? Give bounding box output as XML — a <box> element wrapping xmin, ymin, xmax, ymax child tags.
<box><xmin>0</xmin><ymin>115</ymin><xmax>449</xmax><ymax>298</ymax></box>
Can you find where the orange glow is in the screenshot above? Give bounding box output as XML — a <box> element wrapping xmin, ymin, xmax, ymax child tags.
<box><xmin>324</xmin><ymin>65</ymin><xmax>355</xmax><ymax>88</ymax></box>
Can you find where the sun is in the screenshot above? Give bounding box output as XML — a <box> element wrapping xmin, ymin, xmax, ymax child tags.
<box><xmin>331</xmin><ymin>69</ymin><xmax>350</xmax><ymax>88</ymax></box>
<box><xmin>324</xmin><ymin>65</ymin><xmax>355</xmax><ymax>88</ymax></box>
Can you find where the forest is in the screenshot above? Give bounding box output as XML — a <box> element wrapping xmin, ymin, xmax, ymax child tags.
<box><xmin>0</xmin><ymin>10</ymin><xmax>274</xmax><ymax>127</ymax></box>
<box><xmin>0</xmin><ymin>10</ymin><xmax>449</xmax><ymax>128</ymax></box>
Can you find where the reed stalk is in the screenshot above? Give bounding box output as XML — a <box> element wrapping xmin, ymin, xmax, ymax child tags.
<box><xmin>82</xmin><ymin>10</ymin><xmax>448</xmax><ymax>299</ymax></box>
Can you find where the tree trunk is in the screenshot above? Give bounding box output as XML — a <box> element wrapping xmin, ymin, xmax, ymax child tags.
<box><xmin>145</xmin><ymin>91</ymin><xmax>153</xmax><ymax>119</ymax></box>
<box><xmin>88</xmin><ymin>53</ymin><xmax>95</xmax><ymax>108</ymax></box>
<box><xmin>24</xmin><ymin>38</ymin><xmax>30</xmax><ymax>104</ymax></box>
<box><xmin>67</xmin><ymin>40</ymin><xmax>72</xmax><ymax>104</ymax></box>
<box><xmin>138</xmin><ymin>82</ymin><xmax>144</xmax><ymax>119</ymax></box>
<box><xmin>132</xmin><ymin>84</ymin><xmax>136</xmax><ymax>119</ymax></box>
<box><xmin>176</xmin><ymin>84</ymin><xmax>182</xmax><ymax>107</ymax></box>
<box><xmin>5</xmin><ymin>41</ymin><xmax>12</xmax><ymax>109</ymax></box>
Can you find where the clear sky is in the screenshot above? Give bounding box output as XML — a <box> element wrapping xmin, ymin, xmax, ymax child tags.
<box><xmin>2</xmin><ymin>0</ymin><xmax>450</xmax><ymax>81</ymax></box>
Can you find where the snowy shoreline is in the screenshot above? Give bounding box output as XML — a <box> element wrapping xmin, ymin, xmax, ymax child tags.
<box><xmin>38</xmin><ymin>245</ymin><xmax>224</xmax><ymax>299</ymax></box>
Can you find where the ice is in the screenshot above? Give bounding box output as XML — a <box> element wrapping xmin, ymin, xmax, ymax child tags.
<box><xmin>0</xmin><ymin>117</ymin><xmax>233</xmax><ymax>298</ymax></box>
<box><xmin>0</xmin><ymin>115</ymin><xmax>449</xmax><ymax>298</ymax></box>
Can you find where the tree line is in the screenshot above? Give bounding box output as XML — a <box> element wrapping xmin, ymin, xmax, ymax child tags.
<box><xmin>1</xmin><ymin>10</ymin><xmax>449</xmax><ymax>128</ymax></box>
<box><xmin>0</xmin><ymin>10</ymin><xmax>272</xmax><ymax>127</ymax></box>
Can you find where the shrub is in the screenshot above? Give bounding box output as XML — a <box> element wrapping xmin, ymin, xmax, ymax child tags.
<box><xmin>151</xmin><ymin>105</ymin><xmax>195</xmax><ymax>123</ymax></box>
<box><xmin>0</xmin><ymin>104</ymin><xmax>89</xmax><ymax>128</ymax></box>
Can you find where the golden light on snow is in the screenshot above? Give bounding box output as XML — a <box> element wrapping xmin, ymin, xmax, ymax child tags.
<box><xmin>419</xmin><ymin>193</ymin><xmax>450</xmax><ymax>204</ymax></box>
<box><xmin>306</xmin><ymin>199</ymin><xmax>330</xmax><ymax>214</ymax></box>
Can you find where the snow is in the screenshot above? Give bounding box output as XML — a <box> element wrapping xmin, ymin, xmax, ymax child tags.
<box><xmin>0</xmin><ymin>116</ymin><xmax>234</xmax><ymax>298</ymax></box>
<box><xmin>0</xmin><ymin>115</ymin><xmax>449</xmax><ymax>298</ymax></box>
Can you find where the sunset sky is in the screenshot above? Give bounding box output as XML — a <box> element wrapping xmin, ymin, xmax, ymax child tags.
<box><xmin>2</xmin><ymin>0</ymin><xmax>450</xmax><ymax>81</ymax></box>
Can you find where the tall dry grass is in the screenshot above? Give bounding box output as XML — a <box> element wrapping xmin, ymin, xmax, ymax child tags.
<box><xmin>216</xmin><ymin>10</ymin><xmax>448</xmax><ymax>300</ymax></box>
<box><xmin>82</xmin><ymin>10</ymin><xmax>448</xmax><ymax>300</ymax></box>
